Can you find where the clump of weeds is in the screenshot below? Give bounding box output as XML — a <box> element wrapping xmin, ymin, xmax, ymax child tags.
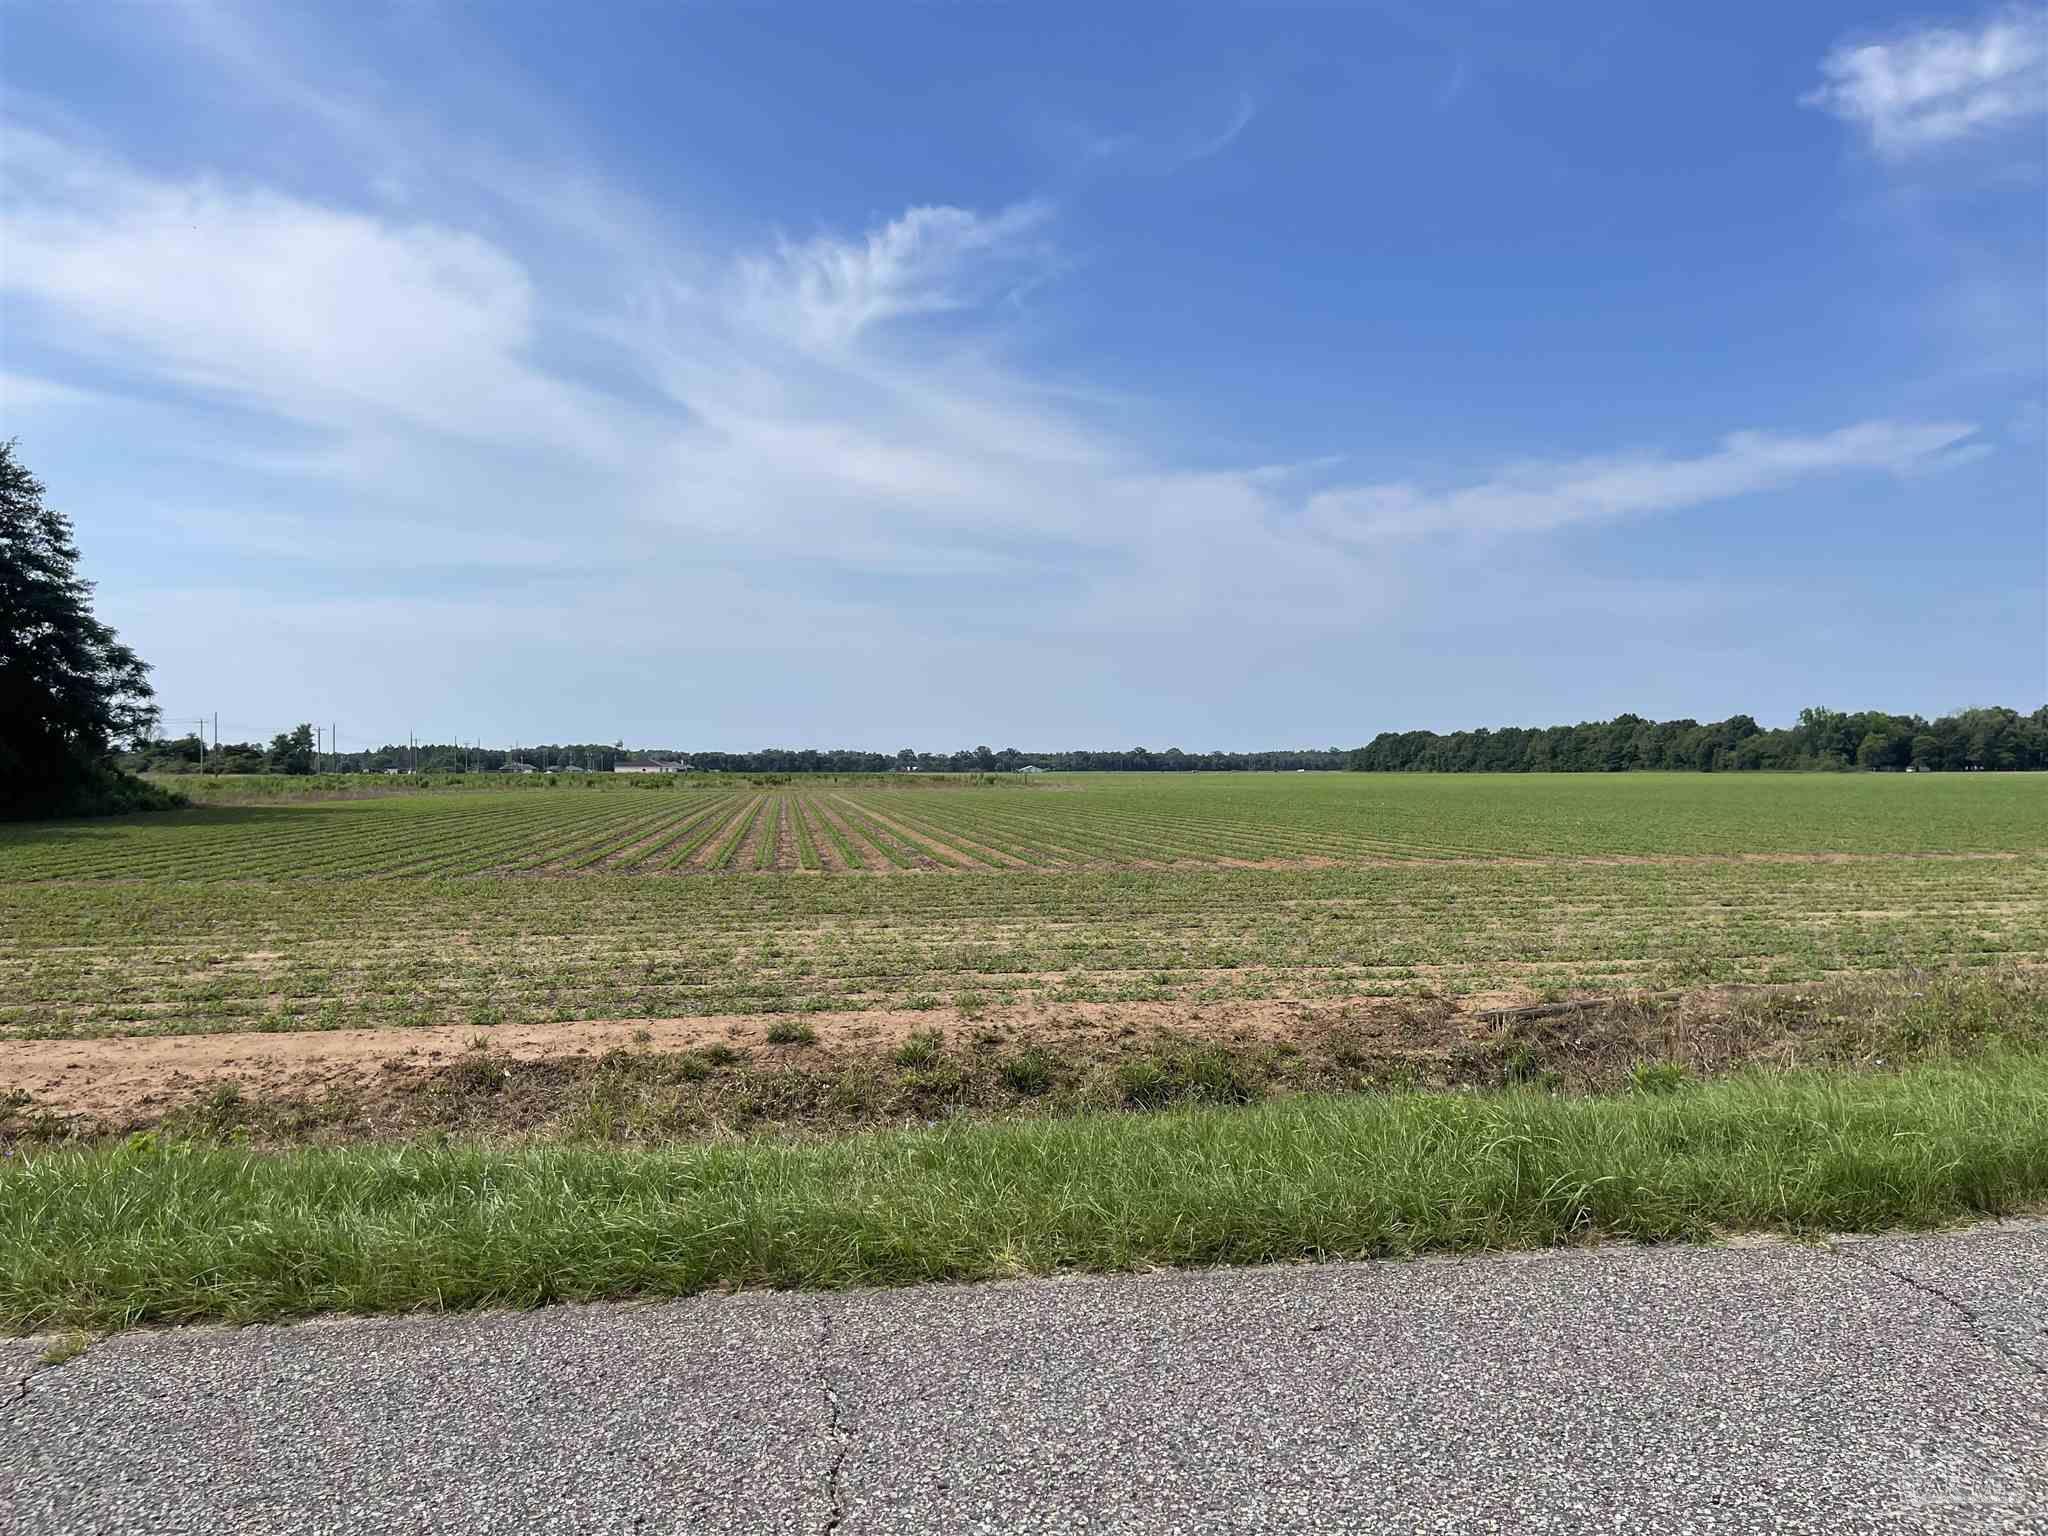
<box><xmin>1119</xmin><ymin>1043</ymin><xmax>1265</xmax><ymax>1110</ymax></box>
<box><xmin>893</xmin><ymin>1029</ymin><xmax>945</xmax><ymax>1068</ymax></box>
<box><xmin>1630</xmin><ymin>1062</ymin><xmax>1690</xmax><ymax>1095</ymax></box>
<box><xmin>1000</xmin><ymin>1048</ymin><xmax>1057</xmax><ymax>1097</ymax></box>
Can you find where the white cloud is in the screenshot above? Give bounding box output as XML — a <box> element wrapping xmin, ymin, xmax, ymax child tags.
<box><xmin>1064</xmin><ymin>93</ymin><xmax>1257</xmax><ymax>174</ymax></box>
<box><xmin>0</xmin><ymin>95</ymin><xmax>2003</xmax><ymax>739</ymax></box>
<box><xmin>740</xmin><ymin>202</ymin><xmax>1054</xmax><ymax>350</ymax></box>
<box><xmin>1306</xmin><ymin>421</ymin><xmax>1980</xmax><ymax>542</ymax></box>
<box><xmin>1804</xmin><ymin>6</ymin><xmax>2048</xmax><ymax>154</ymax></box>
<box><xmin>2</xmin><ymin>130</ymin><xmax>1988</xmax><ymax>598</ymax></box>
<box><xmin>0</xmin><ymin>131</ymin><xmax>645</xmax><ymax>481</ymax></box>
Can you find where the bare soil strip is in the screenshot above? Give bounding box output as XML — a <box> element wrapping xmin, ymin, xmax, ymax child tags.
<box><xmin>15</xmin><ymin>968</ymin><xmax>2008</xmax><ymax>1131</ymax></box>
<box><xmin>0</xmin><ymin>993</ymin><xmax>1545</xmax><ymax>1122</ymax></box>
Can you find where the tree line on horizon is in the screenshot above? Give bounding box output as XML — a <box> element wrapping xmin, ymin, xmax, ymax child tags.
<box><xmin>17</xmin><ymin>423</ymin><xmax>2040</xmax><ymax>825</ymax></box>
<box><xmin>121</xmin><ymin>704</ymin><xmax>2047</xmax><ymax>779</ymax></box>
<box><xmin>125</xmin><ymin>739</ymin><xmax>1362</xmax><ymax>776</ymax></box>
<box><xmin>1346</xmin><ymin>706</ymin><xmax>2047</xmax><ymax>774</ymax></box>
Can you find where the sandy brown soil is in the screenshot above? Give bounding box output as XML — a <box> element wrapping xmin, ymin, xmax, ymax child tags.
<box><xmin>0</xmin><ymin>994</ymin><xmax>1542</xmax><ymax>1124</ymax></box>
<box><xmin>11</xmin><ymin>969</ymin><xmax>2038</xmax><ymax>1138</ymax></box>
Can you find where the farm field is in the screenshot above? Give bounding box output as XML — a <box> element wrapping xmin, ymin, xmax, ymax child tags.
<box><xmin>3</xmin><ymin>771</ymin><xmax>2042</xmax><ymax>880</ymax></box>
<box><xmin>0</xmin><ymin>774</ymin><xmax>2040</xmax><ymax>1054</ymax></box>
<box><xmin>4</xmin><ymin>770</ymin><xmax>2046</xmax><ymax>1326</ymax></box>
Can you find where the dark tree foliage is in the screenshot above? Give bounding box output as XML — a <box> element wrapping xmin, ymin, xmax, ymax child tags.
<box><xmin>268</xmin><ymin>724</ymin><xmax>316</xmax><ymax>775</ymax></box>
<box><xmin>676</xmin><ymin>745</ymin><xmax>1353</xmax><ymax>774</ymax></box>
<box><xmin>1</xmin><ymin>441</ymin><xmax>179</xmax><ymax>818</ymax></box>
<box><xmin>129</xmin><ymin>740</ymin><xmax>1360</xmax><ymax>775</ymax></box>
<box><xmin>124</xmin><ymin>711</ymin><xmax>2048</xmax><ymax>781</ymax></box>
<box><xmin>1346</xmin><ymin>706</ymin><xmax>2048</xmax><ymax>774</ymax></box>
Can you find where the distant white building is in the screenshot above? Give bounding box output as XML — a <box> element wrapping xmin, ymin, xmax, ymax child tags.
<box><xmin>614</xmin><ymin>762</ymin><xmax>681</xmax><ymax>774</ymax></box>
<box><xmin>502</xmin><ymin>761</ymin><xmax>540</xmax><ymax>774</ymax></box>
<box><xmin>1017</xmin><ymin>764</ymin><xmax>1046</xmax><ymax>774</ymax></box>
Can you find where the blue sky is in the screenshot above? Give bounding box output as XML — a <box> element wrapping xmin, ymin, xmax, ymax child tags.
<box><xmin>3</xmin><ymin>1</ymin><xmax>2043</xmax><ymax>752</ymax></box>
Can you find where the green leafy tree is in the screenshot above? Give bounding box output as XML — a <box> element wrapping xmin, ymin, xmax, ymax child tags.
<box><xmin>268</xmin><ymin>724</ymin><xmax>317</xmax><ymax>775</ymax></box>
<box><xmin>1</xmin><ymin>441</ymin><xmax>173</xmax><ymax>818</ymax></box>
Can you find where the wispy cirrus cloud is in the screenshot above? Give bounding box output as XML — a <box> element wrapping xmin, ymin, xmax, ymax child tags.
<box><xmin>0</xmin><ymin>128</ymin><xmax>635</xmax><ymax>472</ymax></box>
<box><xmin>1803</xmin><ymin>5</ymin><xmax>2048</xmax><ymax>155</ymax></box>
<box><xmin>1071</xmin><ymin>91</ymin><xmax>1258</xmax><ymax>172</ymax></box>
<box><xmin>1305</xmin><ymin>421</ymin><xmax>1981</xmax><ymax>542</ymax></box>
<box><xmin>1182</xmin><ymin>92</ymin><xmax>1258</xmax><ymax>162</ymax></box>
<box><xmin>2</xmin><ymin>125</ymin><xmax>1987</xmax><ymax>605</ymax></box>
<box><xmin>0</xmin><ymin>1</ymin><xmax>2009</xmax><ymax>742</ymax></box>
<box><xmin>739</xmin><ymin>202</ymin><xmax>1055</xmax><ymax>351</ymax></box>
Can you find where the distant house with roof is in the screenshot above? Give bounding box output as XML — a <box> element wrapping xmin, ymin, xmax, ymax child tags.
<box><xmin>614</xmin><ymin>760</ymin><xmax>680</xmax><ymax>774</ymax></box>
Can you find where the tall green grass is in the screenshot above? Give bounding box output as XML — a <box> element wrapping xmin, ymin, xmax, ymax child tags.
<box><xmin>4</xmin><ymin>1055</ymin><xmax>2044</xmax><ymax>1331</ymax></box>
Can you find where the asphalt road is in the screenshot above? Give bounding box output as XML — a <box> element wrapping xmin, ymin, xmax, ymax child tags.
<box><xmin>5</xmin><ymin>1224</ymin><xmax>2044</xmax><ymax>1534</ymax></box>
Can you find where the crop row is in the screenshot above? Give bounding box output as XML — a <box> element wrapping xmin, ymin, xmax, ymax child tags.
<box><xmin>6</xmin><ymin>774</ymin><xmax>2042</xmax><ymax>884</ymax></box>
<box><xmin>4</xmin><ymin>859</ymin><xmax>2039</xmax><ymax>1039</ymax></box>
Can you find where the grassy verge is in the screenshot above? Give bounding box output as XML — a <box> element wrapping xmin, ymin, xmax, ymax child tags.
<box><xmin>3</xmin><ymin>1053</ymin><xmax>2044</xmax><ymax>1331</ymax></box>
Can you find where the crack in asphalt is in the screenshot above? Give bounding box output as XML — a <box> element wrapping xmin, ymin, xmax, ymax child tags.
<box><xmin>813</xmin><ymin>1304</ymin><xmax>852</xmax><ymax>1535</ymax></box>
<box><xmin>1836</xmin><ymin>1241</ymin><xmax>2044</xmax><ymax>1377</ymax></box>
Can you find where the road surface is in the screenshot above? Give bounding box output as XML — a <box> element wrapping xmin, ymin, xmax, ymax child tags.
<box><xmin>6</xmin><ymin>1224</ymin><xmax>2044</xmax><ymax>1533</ymax></box>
